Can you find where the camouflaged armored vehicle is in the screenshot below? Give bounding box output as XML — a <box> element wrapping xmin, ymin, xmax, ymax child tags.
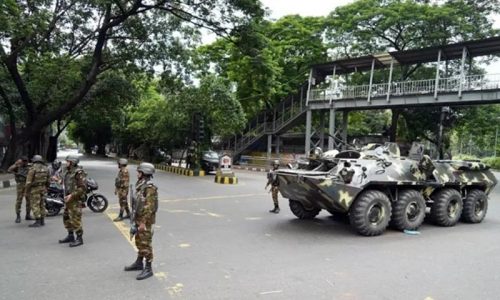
<box><xmin>275</xmin><ymin>143</ymin><xmax>497</xmax><ymax>236</ymax></box>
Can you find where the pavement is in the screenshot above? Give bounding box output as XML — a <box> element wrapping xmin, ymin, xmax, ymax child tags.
<box><xmin>1</xmin><ymin>151</ymin><xmax>500</xmax><ymax>299</ymax></box>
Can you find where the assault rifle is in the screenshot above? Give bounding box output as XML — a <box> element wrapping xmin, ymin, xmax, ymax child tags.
<box><xmin>129</xmin><ymin>184</ymin><xmax>137</xmax><ymax>240</ymax></box>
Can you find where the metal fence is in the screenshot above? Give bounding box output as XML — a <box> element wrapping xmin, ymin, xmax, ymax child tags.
<box><xmin>309</xmin><ymin>74</ymin><xmax>500</xmax><ymax>101</ymax></box>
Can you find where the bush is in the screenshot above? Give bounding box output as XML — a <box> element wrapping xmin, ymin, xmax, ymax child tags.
<box><xmin>453</xmin><ymin>154</ymin><xmax>480</xmax><ymax>161</ymax></box>
<box><xmin>481</xmin><ymin>157</ymin><xmax>500</xmax><ymax>170</ymax></box>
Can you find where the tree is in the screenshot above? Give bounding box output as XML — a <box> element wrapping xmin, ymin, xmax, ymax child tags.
<box><xmin>68</xmin><ymin>72</ymin><xmax>138</xmax><ymax>154</ymax></box>
<box><xmin>118</xmin><ymin>74</ymin><xmax>245</xmax><ymax>160</ymax></box>
<box><xmin>196</xmin><ymin>15</ymin><xmax>328</xmax><ymax>117</ymax></box>
<box><xmin>0</xmin><ymin>0</ymin><xmax>264</xmax><ymax>169</ymax></box>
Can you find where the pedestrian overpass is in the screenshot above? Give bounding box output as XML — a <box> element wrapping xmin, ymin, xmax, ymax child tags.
<box><xmin>223</xmin><ymin>36</ymin><xmax>500</xmax><ymax>158</ymax></box>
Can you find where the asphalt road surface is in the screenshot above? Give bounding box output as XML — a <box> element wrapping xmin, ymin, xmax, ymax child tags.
<box><xmin>1</xmin><ymin>151</ymin><xmax>500</xmax><ymax>300</ymax></box>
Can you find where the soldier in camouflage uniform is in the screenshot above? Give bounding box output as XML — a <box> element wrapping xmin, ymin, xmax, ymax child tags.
<box><xmin>58</xmin><ymin>155</ymin><xmax>86</xmax><ymax>247</ymax></box>
<box><xmin>25</xmin><ymin>155</ymin><xmax>50</xmax><ymax>227</ymax></box>
<box><xmin>114</xmin><ymin>158</ymin><xmax>131</xmax><ymax>221</ymax></box>
<box><xmin>8</xmin><ymin>156</ymin><xmax>33</xmax><ymax>223</ymax></box>
<box><xmin>124</xmin><ymin>162</ymin><xmax>158</xmax><ymax>280</ymax></box>
<box><xmin>265</xmin><ymin>160</ymin><xmax>280</xmax><ymax>213</ymax></box>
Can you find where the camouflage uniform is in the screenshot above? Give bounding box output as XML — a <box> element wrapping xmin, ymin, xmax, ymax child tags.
<box><xmin>124</xmin><ymin>162</ymin><xmax>157</xmax><ymax>280</ymax></box>
<box><xmin>25</xmin><ymin>161</ymin><xmax>50</xmax><ymax>226</ymax></box>
<box><xmin>63</xmin><ymin>166</ymin><xmax>86</xmax><ymax>237</ymax></box>
<box><xmin>114</xmin><ymin>166</ymin><xmax>130</xmax><ymax>220</ymax></box>
<box><xmin>134</xmin><ymin>178</ymin><xmax>158</xmax><ymax>262</ymax></box>
<box><xmin>266</xmin><ymin>163</ymin><xmax>280</xmax><ymax>213</ymax></box>
<box><xmin>8</xmin><ymin>161</ymin><xmax>32</xmax><ymax>222</ymax></box>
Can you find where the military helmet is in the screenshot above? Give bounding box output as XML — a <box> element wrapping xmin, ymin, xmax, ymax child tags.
<box><xmin>52</xmin><ymin>159</ymin><xmax>61</xmax><ymax>169</ymax></box>
<box><xmin>32</xmin><ymin>155</ymin><xmax>43</xmax><ymax>163</ymax></box>
<box><xmin>118</xmin><ymin>158</ymin><xmax>128</xmax><ymax>166</ymax></box>
<box><xmin>66</xmin><ymin>155</ymin><xmax>80</xmax><ymax>165</ymax></box>
<box><xmin>20</xmin><ymin>156</ymin><xmax>29</xmax><ymax>162</ymax></box>
<box><xmin>137</xmin><ymin>162</ymin><xmax>155</xmax><ymax>176</ymax></box>
<box><xmin>272</xmin><ymin>160</ymin><xmax>280</xmax><ymax>166</ymax></box>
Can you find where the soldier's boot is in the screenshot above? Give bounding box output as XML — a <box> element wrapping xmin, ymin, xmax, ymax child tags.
<box><xmin>25</xmin><ymin>212</ymin><xmax>34</xmax><ymax>221</ymax></box>
<box><xmin>123</xmin><ymin>207</ymin><xmax>131</xmax><ymax>219</ymax></box>
<box><xmin>69</xmin><ymin>233</ymin><xmax>83</xmax><ymax>247</ymax></box>
<box><xmin>59</xmin><ymin>231</ymin><xmax>75</xmax><ymax>243</ymax></box>
<box><xmin>269</xmin><ymin>205</ymin><xmax>280</xmax><ymax>214</ymax></box>
<box><xmin>136</xmin><ymin>261</ymin><xmax>153</xmax><ymax>280</ymax></box>
<box><xmin>113</xmin><ymin>210</ymin><xmax>124</xmax><ymax>222</ymax></box>
<box><xmin>15</xmin><ymin>213</ymin><xmax>21</xmax><ymax>223</ymax></box>
<box><xmin>28</xmin><ymin>219</ymin><xmax>42</xmax><ymax>228</ymax></box>
<box><xmin>40</xmin><ymin>217</ymin><xmax>45</xmax><ymax>226</ymax></box>
<box><xmin>124</xmin><ymin>256</ymin><xmax>144</xmax><ymax>271</ymax></box>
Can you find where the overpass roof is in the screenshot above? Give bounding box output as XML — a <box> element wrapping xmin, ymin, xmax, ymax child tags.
<box><xmin>313</xmin><ymin>36</ymin><xmax>500</xmax><ymax>77</ymax></box>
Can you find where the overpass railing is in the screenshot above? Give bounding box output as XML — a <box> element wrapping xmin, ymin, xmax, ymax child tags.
<box><xmin>309</xmin><ymin>74</ymin><xmax>500</xmax><ymax>102</ymax></box>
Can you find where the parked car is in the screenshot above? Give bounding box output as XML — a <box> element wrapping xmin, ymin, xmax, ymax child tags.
<box><xmin>201</xmin><ymin>150</ymin><xmax>219</xmax><ymax>173</ymax></box>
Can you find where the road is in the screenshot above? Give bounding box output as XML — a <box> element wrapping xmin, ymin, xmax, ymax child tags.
<box><xmin>1</xmin><ymin>152</ymin><xmax>500</xmax><ymax>300</ymax></box>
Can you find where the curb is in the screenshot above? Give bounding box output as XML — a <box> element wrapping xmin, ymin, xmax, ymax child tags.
<box><xmin>1</xmin><ymin>178</ymin><xmax>16</xmax><ymax>189</ymax></box>
<box><xmin>129</xmin><ymin>160</ymin><xmax>205</xmax><ymax>177</ymax></box>
<box><xmin>214</xmin><ymin>176</ymin><xmax>238</xmax><ymax>184</ymax></box>
<box><xmin>233</xmin><ymin>165</ymin><xmax>269</xmax><ymax>172</ymax></box>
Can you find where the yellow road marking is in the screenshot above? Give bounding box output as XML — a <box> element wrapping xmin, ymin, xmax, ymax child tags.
<box><xmin>105</xmin><ymin>211</ymin><xmax>174</xmax><ymax>291</ymax></box>
<box><xmin>160</xmin><ymin>193</ymin><xmax>267</xmax><ymax>203</ymax></box>
<box><xmin>167</xmin><ymin>283</ymin><xmax>184</xmax><ymax>297</ymax></box>
<box><xmin>105</xmin><ymin>212</ymin><xmax>137</xmax><ymax>251</ymax></box>
<box><xmin>178</xmin><ymin>243</ymin><xmax>191</xmax><ymax>248</ymax></box>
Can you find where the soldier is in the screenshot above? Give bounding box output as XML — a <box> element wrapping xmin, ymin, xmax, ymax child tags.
<box><xmin>124</xmin><ymin>162</ymin><xmax>158</xmax><ymax>280</ymax></box>
<box><xmin>48</xmin><ymin>159</ymin><xmax>62</xmax><ymax>182</ymax></box>
<box><xmin>8</xmin><ymin>156</ymin><xmax>33</xmax><ymax>223</ymax></box>
<box><xmin>25</xmin><ymin>155</ymin><xmax>50</xmax><ymax>227</ymax></box>
<box><xmin>114</xmin><ymin>158</ymin><xmax>131</xmax><ymax>222</ymax></box>
<box><xmin>265</xmin><ymin>160</ymin><xmax>280</xmax><ymax>213</ymax></box>
<box><xmin>58</xmin><ymin>155</ymin><xmax>86</xmax><ymax>247</ymax></box>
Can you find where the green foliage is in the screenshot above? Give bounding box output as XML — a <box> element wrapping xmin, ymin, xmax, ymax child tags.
<box><xmin>348</xmin><ymin>110</ymin><xmax>390</xmax><ymax>136</ymax></box>
<box><xmin>0</xmin><ymin>0</ymin><xmax>264</xmax><ymax>166</ymax></box>
<box><xmin>197</xmin><ymin>15</ymin><xmax>328</xmax><ymax>117</ymax></box>
<box><xmin>119</xmin><ymin>75</ymin><xmax>245</xmax><ymax>151</ymax></box>
<box><xmin>481</xmin><ymin>157</ymin><xmax>500</xmax><ymax>170</ymax></box>
<box><xmin>451</xmin><ymin>104</ymin><xmax>500</xmax><ymax>157</ymax></box>
<box><xmin>68</xmin><ymin>73</ymin><xmax>138</xmax><ymax>153</ymax></box>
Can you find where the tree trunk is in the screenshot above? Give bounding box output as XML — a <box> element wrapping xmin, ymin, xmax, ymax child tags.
<box><xmin>46</xmin><ymin>136</ymin><xmax>58</xmax><ymax>162</ymax></box>
<box><xmin>1</xmin><ymin>137</ymin><xmax>19</xmax><ymax>170</ymax></box>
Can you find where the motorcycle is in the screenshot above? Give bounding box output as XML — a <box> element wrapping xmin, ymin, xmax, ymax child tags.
<box><xmin>45</xmin><ymin>178</ymin><xmax>109</xmax><ymax>216</ymax></box>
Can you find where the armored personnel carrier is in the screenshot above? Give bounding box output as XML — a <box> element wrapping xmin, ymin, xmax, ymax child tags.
<box><xmin>275</xmin><ymin>143</ymin><xmax>497</xmax><ymax>236</ymax></box>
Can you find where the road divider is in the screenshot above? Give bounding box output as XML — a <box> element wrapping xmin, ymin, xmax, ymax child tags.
<box><xmin>129</xmin><ymin>160</ymin><xmax>205</xmax><ymax>177</ymax></box>
<box><xmin>214</xmin><ymin>175</ymin><xmax>238</xmax><ymax>184</ymax></box>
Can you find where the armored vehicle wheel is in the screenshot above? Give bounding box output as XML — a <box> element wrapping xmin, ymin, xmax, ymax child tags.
<box><xmin>461</xmin><ymin>189</ymin><xmax>488</xmax><ymax>223</ymax></box>
<box><xmin>349</xmin><ymin>190</ymin><xmax>391</xmax><ymax>236</ymax></box>
<box><xmin>430</xmin><ymin>189</ymin><xmax>462</xmax><ymax>227</ymax></box>
<box><xmin>289</xmin><ymin>200</ymin><xmax>321</xmax><ymax>219</ymax></box>
<box><xmin>391</xmin><ymin>190</ymin><xmax>426</xmax><ymax>231</ymax></box>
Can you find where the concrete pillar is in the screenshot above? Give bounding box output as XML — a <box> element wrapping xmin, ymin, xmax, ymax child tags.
<box><xmin>276</xmin><ymin>136</ymin><xmax>280</xmax><ymax>154</ymax></box>
<box><xmin>328</xmin><ymin>108</ymin><xmax>336</xmax><ymax>150</ymax></box>
<box><xmin>319</xmin><ymin>111</ymin><xmax>325</xmax><ymax>150</ymax></box>
<box><xmin>305</xmin><ymin>109</ymin><xmax>312</xmax><ymax>155</ymax></box>
<box><xmin>434</xmin><ymin>49</ymin><xmax>442</xmax><ymax>100</ymax></box>
<box><xmin>267</xmin><ymin>134</ymin><xmax>272</xmax><ymax>159</ymax></box>
<box><xmin>342</xmin><ymin>110</ymin><xmax>348</xmax><ymax>150</ymax></box>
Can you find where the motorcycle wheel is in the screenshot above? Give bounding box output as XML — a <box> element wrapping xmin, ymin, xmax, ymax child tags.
<box><xmin>87</xmin><ymin>194</ymin><xmax>108</xmax><ymax>213</ymax></box>
<box><xmin>46</xmin><ymin>202</ymin><xmax>62</xmax><ymax>216</ymax></box>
